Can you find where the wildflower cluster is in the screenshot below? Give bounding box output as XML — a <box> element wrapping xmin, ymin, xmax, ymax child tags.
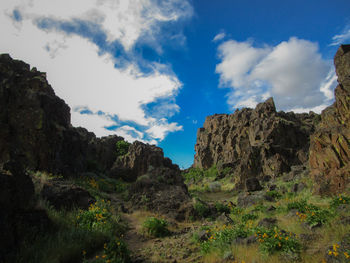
<box><xmin>255</xmin><ymin>227</ymin><xmax>301</xmax><ymax>255</ymax></box>
<box><xmin>76</xmin><ymin>199</ymin><xmax>113</xmax><ymax>232</ymax></box>
<box><xmin>330</xmin><ymin>195</ymin><xmax>350</xmax><ymax>208</ymax></box>
<box><xmin>288</xmin><ymin>200</ymin><xmax>330</xmax><ymax>227</ymax></box>
<box><xmin>89</xmin><ymin>178</ymin><xmax>99</xmax><ymax>189</ymax></box>
<box><xmin>82</xmin><ymin>237</ymin><xmax>130</xmax><ymax>263</ymax></box>
<box><xmin>328</xmin><ymin>243</ymin><xmax>340</xmax><ymax>257</ymax></box>
<box><xmin>199</xmin><ymin>224</ymin><xmax>249</xmax><ymax>254</ymax></box>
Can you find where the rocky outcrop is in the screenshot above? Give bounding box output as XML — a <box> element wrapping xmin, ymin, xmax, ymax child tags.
<box><xmin>111</xmin><ymin>141</ymin><xmax>179</xmax><ymax>181</ymax></box>
<box><xmin>194</xmin><ymin>97</ymin><xmax>319</xmax><ymax>188</ymax></box>
<box><xmin>0</xmin><ymin>54</ymin><xmax>175</xmax><ymax>178</ymax></box>
<box><xmin>0</xmin><ymin>53</ymin><xmax>189</xmax><ymax>217</ymax></box>
<box><xmin>309</xmin><ymin>45</ymin><xmax>350</xmax><ymax>195</ymax></box>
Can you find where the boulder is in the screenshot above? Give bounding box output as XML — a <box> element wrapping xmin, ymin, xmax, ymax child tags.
<box><xmin>41</xmin><ymin>180</ymin><xmax>95</xmax><ymax>210</ymax></box>
<box><xmin>128</xmin><ymin>167</ymin><xmax>190</xmax><ymax>219</ymax></box>
<box><xmin>193</xmin><ymin>96</ymin><xmax>319</xmax><ymax>189</ymax></box>
<box><xmin>111</xmin><ymin>141</ymin><xmax>180</xmax><ymax>182</ymax></box>
<box><xmin>245</xmin><ymin>177</ymin><xmax>263</xmax><ymax>192</ymax></box>
<box><xmin>309</xmin><ymin>45</ymin><xmax>350</xmax><ymax>195</ymax></box>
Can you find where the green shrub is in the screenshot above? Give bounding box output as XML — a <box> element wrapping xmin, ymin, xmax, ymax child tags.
<box><xmin>215</xmin><ymin>202</ymin><xmax>230</xmax><ymax>214</ymax></box>
<box><xmin>287</xmin><ymin>200</ymin><xmax>308</xmax><ymax>212</ymax></box>
<box><xmin>255</xmin><ymin>227</ymin><xmax>301</xmax><ymax>255</ymax></box>
<box><xmin>76</xmin><ymin>200</ymin><xmax>117</xmax><ymax>233</ymax></box>
<box><xmin>266</xmin><ymin>190</ymin><xmax>282</xmax><ymax>199</ymax></box>
<box><xmin>116</xmin><ymin>140</ymin><xmax>130</xmax><ymax>156</ymax></box>
<box><xmin>142</xmin><ymin>217</ymin><xmax>170</xmax><ymax>237</ymax></box>
<box><xmin>194</xmin><ymin>201</ymin><xmax>210</xmax><ymax>218</ymax></box>
<box><xmin>330</xmin><ymin>195</ymin><xmax>350</xmax><ymax>208</ymax></box>
<box><xmin>199</xmin><ymin>224</ymin><xmax>249</xmax><ymax>254</ymax></box>
<box><xmin>241</xmin><ymin>213</ymin><xmax>258</xmax><ymax>223</ymax></box>
<box><xmin>287</xmin><ymin>200</ymin><xmax>330</xmax><ymax>227</ymax></box>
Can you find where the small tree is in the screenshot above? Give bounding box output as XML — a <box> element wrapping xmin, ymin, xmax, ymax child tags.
<box><xmin>116</xmin><ymin>140</ymin><xmax>130</xmax><ymax>156</ymax></box>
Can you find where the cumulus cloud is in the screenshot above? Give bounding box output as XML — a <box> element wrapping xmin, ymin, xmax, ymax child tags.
<box><xmin>216</xmin><ymin>37</ymin><xmax>336</xmax><ymax>112</ymax></box>
<box><xmin>0</xmin><ymin>0</ymin><xmax>192</xmax><ymax>144</ymax></box>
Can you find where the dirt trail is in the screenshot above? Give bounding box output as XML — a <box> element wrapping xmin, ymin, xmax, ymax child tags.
<box><xmin>122</xmin><ymin>213</ymin><xmax>151</xmax><ymax>263</ymax></box>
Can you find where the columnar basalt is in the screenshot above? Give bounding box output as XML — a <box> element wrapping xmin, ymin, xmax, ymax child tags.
<box><xmin>309</xmin><ymin>45</ymin><xmax>350</xmax><ymax>195</ymax></box>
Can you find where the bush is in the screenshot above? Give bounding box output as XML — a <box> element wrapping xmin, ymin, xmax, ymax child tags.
<box><xmin>215</xmin><ymin>202</ymin><xmax>230</xmax><ymax>214</ymax></box>
<box><xmin>266</xmin><ymin>190</ymin><xmax>282</xmax><ymax>199</ymax></box>
<box><xmin>255</xmin><ymin>227</ymin><xmax>301</xmax><ymax>255</ymax></box>
<box><xmin>287</xmin><ymin>200</ymin><xmax>330</xmax><ymax>227</ymax></box>
<box><xmin>116</xmin><ymin>140</ymin><xmax>130</xmax><ymax>156</ymax></box>
<box><xmin>76</xmin><ymin>200</ymin><xmax>117</xmax><ymax>233</ymax></box>
<box><xmin>199</xmin><ymin>224</ymin><xmax>249</xmax><ymax>254</ymax></box>
<box><xmin>330</xmin><ymin>195</ymin><xmax>350</xmax><ymax>208</ymax></box>
<box><xmin>142</xmin><ymin>217</ymin><xmax>170</xmax><ymax>237</ymax></box>
<box><xmin>241</xmin><ymin>213</ymin><xmax>258</xmax><ymax>223</ymax></box>
<box><xmin>194</xmin><ymin>201</ymin><xmax>210</xmax><ymax>218</ymax></box>
<box><xmin>287</xmin><ymin>200</ymin><xmax>308</xmax><ymax>212</ymax></box>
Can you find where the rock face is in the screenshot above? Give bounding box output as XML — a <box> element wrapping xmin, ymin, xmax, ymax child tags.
<box><xmin>0</xmin><ymin>54</ymin><xmax>126</xmax><ymax>175</ymax></box>
<box><xmin>309</xmin><ymin>45</ymin><xmax>350</xmax><ymax>195</ymax></box>
<box><xmin>194</xmin><ymin>97</ymin><xmax>319</xmax><ymax>188</ymax></box>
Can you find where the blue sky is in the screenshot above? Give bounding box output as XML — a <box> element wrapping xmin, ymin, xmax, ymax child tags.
<box><xmin>1</xmin><ymin>0</ymin><xmax>350</xmax><ymax>168</ymax></box>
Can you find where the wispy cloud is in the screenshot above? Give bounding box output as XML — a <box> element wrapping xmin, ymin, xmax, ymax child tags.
<box><xmin>213</xmin><ymin>32</ymin><xmax>226</xmax><ymax>42</ymax></box>
<box><xmin>216</xmin><ymin>37</ymin><xmax>335</xmax><ymax>113</ymax></box>
<box><xmin>0</xmin><ymin>0</ymin><xmax>193</xmax><ymax>144</ymax></box>
<box><xmin>330</xmin><ymin>26</ymin><xmax>350</xmax><ymax>46</ymax></box>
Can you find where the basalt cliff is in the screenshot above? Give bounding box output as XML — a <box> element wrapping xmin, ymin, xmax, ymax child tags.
<box><xmin>309</xmin><ymin>45</ymin><xmax>350</xmax><ymax>195</ymax></box>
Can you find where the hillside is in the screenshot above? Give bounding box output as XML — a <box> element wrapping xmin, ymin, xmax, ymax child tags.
<box><xmin>0</xmin><ymin>45</ymin><xmax>349</xmax><ymax>263</ymax></box>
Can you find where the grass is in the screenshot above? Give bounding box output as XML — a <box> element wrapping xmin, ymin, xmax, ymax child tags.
<box><xmin>15</xmin><ymin>200</ymin><xmax>122</xmax><ymax>263</ymax></box>
<box><xmin>11</xmin><ymin>172</ymin><xmax>129</xmax><ymax>263</ymax></box>
<box><xmin>184</xmin><ymin>171</ymin><xmax>350</xmax><ymax>262</ymax></box>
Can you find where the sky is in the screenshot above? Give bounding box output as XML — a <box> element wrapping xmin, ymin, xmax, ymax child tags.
<box><xmin>1</xmin><ymin>0</ymin><xmax>350</xmax><ymax>168</ymax></box>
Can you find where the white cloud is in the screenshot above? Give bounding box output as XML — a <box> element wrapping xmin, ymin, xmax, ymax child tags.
<box><xmin>0</xmin><ymin>0</ymin><xmax>191</xmax><ymax>143</ymax></box>
<box><xmin>4</xmin><ymin>0</ymin><xmax>192</xmax><ymax>51</ymax></box>
<box><xmin>330</xmin><ymin>27</ymin><xmax>350</xmax><ymax>46</ymax></box>
<box><xmin>146</xmin><ymin>119</ymin><xmax>183</xmax><ymax>141</ymax></box>
<box><xmin>213</xmin><ymin>32</ymin><xmax>226</xmax><ymax>42</ymax></box>
<box><xmin>216</xmin><ymin>37</ymin><xmax>335</xmax><ymax>112</ymax></box>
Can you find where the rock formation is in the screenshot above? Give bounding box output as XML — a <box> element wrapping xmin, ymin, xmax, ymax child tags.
<box><xmin>0</xmin><ymin>54</ymin><xmax>180</xmax><ymax>181</ymax></box>
<box><xmin>193</xmin><ymin>97</ymin><xmax>319</xmax><ymax>188</ymax></box>
<box><xmin>0</xmin><ymin>53</ymin><xmax>190</xmax><ymax>219</ymax></box>
<box><xmin>309</xmin><ymin>45</ymin><xmax>350</xmax><ymax>195</ymax></box>
<box><xmin>111</xmin><ymin>141</ymin><xmax>179</xmax><ymax>182</ymax></box>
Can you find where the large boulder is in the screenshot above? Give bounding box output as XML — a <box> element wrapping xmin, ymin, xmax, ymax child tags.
<box><xmin>111</xmin><ymin>141</ymin><xmax>179</xmax><ymax>181</ymax></box>
<box><xmin>128</xmin><ymin>166</ymin><xmax>190</xmax><ymax>219</ymax></box>
<box><xmin>41</xmin><ymin>179</ymin><xmax>96</xmax><ymax>210</ymax></box>
<box><xmin>193</xmin><ymin>97</ymin><xmax>319</xmax><ymax>188</ymax></box>
<box><xmin>309</xmin><ymin>45</ymin><xmax>350</xmax><ymax>195</ymax></box>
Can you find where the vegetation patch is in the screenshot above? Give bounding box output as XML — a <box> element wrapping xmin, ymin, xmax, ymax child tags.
<box><xmin>255</xmin><ymin>227</ymin><xmax>301</xmax><ymax>255</ymax></box>
<box><xmin>142</xmin><ymin>217</ymin><xmax>170</xmax><ymax>238</ymax></box>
